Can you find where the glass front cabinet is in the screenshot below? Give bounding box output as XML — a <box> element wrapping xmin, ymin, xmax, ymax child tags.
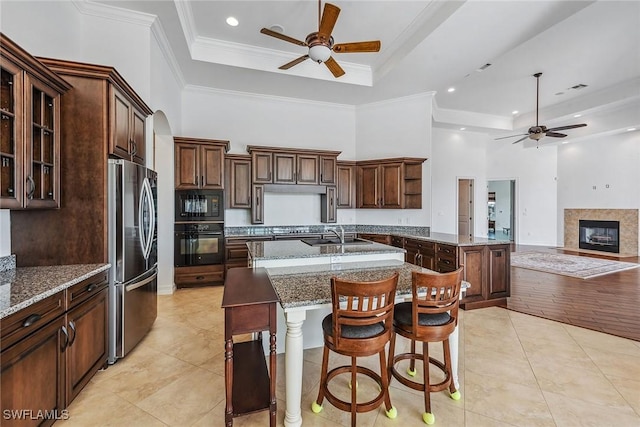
<box><xmin>0</xmin><ymin>33</ymin><xmax>71</xmax><ymax>209</ymax></box>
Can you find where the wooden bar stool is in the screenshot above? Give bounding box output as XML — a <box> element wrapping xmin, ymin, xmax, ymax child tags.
<box><xmin>388</xmin><ymin>268</ymin><xmax>463</xmax><ymax>425</ymax></box>
<box><xmin>311</xmin><ymin>273</ymin><xmax>399</xmax><ymax>427</ymax></box>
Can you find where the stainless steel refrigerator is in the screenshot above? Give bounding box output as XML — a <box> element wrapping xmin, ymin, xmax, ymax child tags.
<box><xmin>108</xmin><ymin>159</ymin><xmax>158</xmax><ymax>364</ymax></box>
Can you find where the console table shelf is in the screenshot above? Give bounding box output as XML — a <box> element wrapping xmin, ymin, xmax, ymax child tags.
<box><xmin>222</xmin><ymin>267</ymin><xmax>279</xmax><ymax>426</ymax></box>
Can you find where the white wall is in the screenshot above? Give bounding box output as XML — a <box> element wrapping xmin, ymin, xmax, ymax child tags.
<box><xmin>431</xmin><ymin>128</ymin><xmax>488</xmax><ymax>235</ymax></box>
<box><xmin>557</xmin><ymin>130</ymin><xmax>640</xmax><ymax>249</ymax></box>
<box><xmin>486</xmin><ymin>138</ymin><xmax>558</xmax><ymax>245</ymax></box>
<box><xmin>354</xmin><ymin>93</ymin><xmax>433</xmax><ymax>226</ymax></box>
<box><xmin>181</xmin><ymin>87</ymin><xmax>356</xmax><ymax>226</ymax></box>
<box><xmin>0</xmin><ymin>211</ymin><xmax>10</xmax><ymax>257</ymax></box>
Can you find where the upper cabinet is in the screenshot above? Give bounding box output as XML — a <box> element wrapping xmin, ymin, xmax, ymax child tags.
<box><xmin>226</xmin><ymin>154</ymin><xmax>252</xmax><ymax>209</ymax></box>
<box><xmin>38</xmin><ymin>57</ymin><xmax>153</xmax><ymax>167</ymax></box>
<box><xmin>336</xmin><ymin>161</ymin><xmax>356</xmax><ymax>209</ymax></box>
<box><xmin>0</xmin><ymin>33</ymin><xmax>71</xmax><ymax>209</ymax></box>
<box><xmin>111</xmin><ymin>88</ymin><xmax>146</xmax><ymax>165</ymax></box>
<box><xmin>356</xmin><ymin>158</ymin><xmax>426</xmax><ymax>209</ymax></box>
<box><xmin>247</xmin><ymin>146</ymin><xmax>340</xmax><ymax>186</ymax></box>
<box><xmin>174</xmin><ymin>137</ymin><xmax>230</xmax><ymax>189</ymax></box>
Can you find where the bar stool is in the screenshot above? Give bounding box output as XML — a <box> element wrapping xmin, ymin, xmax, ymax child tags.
<box><xmin>388</xmin><ymin>268</ymin><xmax>463</xmax><ymax>425</ymax></box>
<box><xmin>311</xmin><ymin>273</ymin><xmax>399</xmax><ymax>427</ymax></box>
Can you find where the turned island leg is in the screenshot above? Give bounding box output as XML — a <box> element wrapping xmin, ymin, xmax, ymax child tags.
<box><xmin>284</xmin><ymin>310</ymin><xmax>306</xmax><ymax>427</ymax></box>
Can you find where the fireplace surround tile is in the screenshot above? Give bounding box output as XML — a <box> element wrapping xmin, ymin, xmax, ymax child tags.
<box><xmin>564</xmin><ymin>209</ymin><xmax>638</xmax><ymax>255</ymax></box>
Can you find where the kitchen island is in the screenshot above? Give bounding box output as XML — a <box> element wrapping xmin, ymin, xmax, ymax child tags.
<box><xmin>245</xmin><ymin>240</ymin><xmax>465</xmax><ymax>427</ymax></box>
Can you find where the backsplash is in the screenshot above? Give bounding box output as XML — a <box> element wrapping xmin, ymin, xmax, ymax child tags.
<box><xmin>225</xmin><ymin>224</ymin><xmax>430</xmax><ymax>237</ymax></box>
<box><xmin>0</xmin><ymin>254</ymin><xmax>16</xmax><ymax>272</ymax></box>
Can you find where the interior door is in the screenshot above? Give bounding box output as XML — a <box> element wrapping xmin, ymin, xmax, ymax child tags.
<box><xmin>458</xmin><ymin>178</ymin><xmax>473</xmax><ymax>238</ymax></box>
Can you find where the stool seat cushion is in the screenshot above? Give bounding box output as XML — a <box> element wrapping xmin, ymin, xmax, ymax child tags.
<box><xmin>394</xmin><ymin>302</ymin><xmax>451</xmax><ymax>326</ymax></box>
<box><xmin>322</xmin><ymin>314</ymin><xmax>385</xmax><ymax>339</ymax></box>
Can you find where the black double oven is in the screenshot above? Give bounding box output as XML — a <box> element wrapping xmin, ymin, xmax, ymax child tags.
<box><xmin>174</xmin><ymin>189</ymin><xmax>225</xmax><ymax>267</ymax></box>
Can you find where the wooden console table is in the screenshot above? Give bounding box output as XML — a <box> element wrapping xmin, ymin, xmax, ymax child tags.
<box><xmin>222</xmin><ymin>268</ymin><xmax>279</xmax><ymax>426</ymax></box>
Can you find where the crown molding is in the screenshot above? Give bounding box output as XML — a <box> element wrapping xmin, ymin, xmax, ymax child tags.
<box><xmin>432</xmin><ymin>96</ymin><xmax>513</xmax><ymax>131</ymax></box>
<box><xmin>150</xmin><ymin>19</ymin><xmax>186</xmax><ymax>88</ymax></box>
<box><xmin>173</xmin><ymin>0</ymin><xmax>197</xmax><ymax>50</ymax></box>
<box><xmin>75</xmin><ymin>0</ymin><xmax>155</xmax><ymax>27</ymax></box>
<box><xmin>357</xmin><ymin>92</ymin><xmax>436</xmax><ymax>110</ymax></box>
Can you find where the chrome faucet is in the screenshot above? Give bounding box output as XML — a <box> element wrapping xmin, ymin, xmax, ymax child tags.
<box><xmin>327</xmin><ymin>225</ymin><xmax>345</xmax><ymax>244</ymax></box>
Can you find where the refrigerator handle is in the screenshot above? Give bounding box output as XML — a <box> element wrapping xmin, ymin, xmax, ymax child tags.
<box><xmin>138</xmin><ymin>181</ymin><xmax>147</xmax><ymax>257</ymax></box>
<box><xmin>125</xmin><ymin>271</ymin><xmax>158</xmax><ymax>292</ymax></box>
<box><xmin>140</xmin><ymin>177</ymin><xmax>155</xmax><ymax>260</ymax></box>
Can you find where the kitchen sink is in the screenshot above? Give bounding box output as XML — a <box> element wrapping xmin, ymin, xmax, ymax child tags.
<box><xmin>301</xmin><ymin>237</ymin><xmax>373</xmax><ymax>246</ymax></box>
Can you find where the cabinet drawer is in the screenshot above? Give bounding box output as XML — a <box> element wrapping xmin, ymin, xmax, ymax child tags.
<box><xmin>175</xmin><ymin>265</ymin><xmax>224</xmax><ymax>285</ymax></box>
<box><xmin>390</xmin><ymin>236</ymin><xmax>404</xmax><ymax>248</ymax></box>
<box><xmin>436</xmin><ymin>255</ymin><xmax>458</xmax><ymax>272</ymax></box>
<box><xmin>1</xmin><ymin>291</ymin><xmax>65</xmax><ymax>351</ymax></box>
<box><xmin>226</xmin><ymin>245</ymin><xmax>249</xmax><ymax>262</ymax></box>
<box><xmin>67</xmin><ymin>271</ymin><xmax>109</xmax><ymax>309</ymax></box>
<box><xmin>225</xmin><ymin>303</ymin><xmax>273</xmax><ymax>335</ymax></box>
<box><xmin>436</xmin><ymin>244</ymin><xmax>457</xmax><ymax>260</ymax></box>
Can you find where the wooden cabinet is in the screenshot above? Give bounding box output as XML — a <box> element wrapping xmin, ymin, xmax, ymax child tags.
<box><xmin>1</xmin><ymin>270</ymin><xmax>109</xmax><ymax>423</ymax></box>
<box><xmin>11</xmin><ymin>58</ymin><xmax>152</xmax><ymax>267</ymax></box>
<box><xmin>64</xmin><ymin>272</ymin><xmax>108</xmax><ymax>403</ymax></box>
<box><xmin>252</xmin><ymin>184</ymin><xmax>264</xmax><ymax>224</ymax></box>
<box><xmin>358</xmin><ymin>233</ymin><xmax>391</xmax><ymax>245</ymax></box>
<box><xmin>319</xmin><ymin>155</ymin><xmax>337</xmax><ymax>185</ymax></box>
<box><xmin>356</xmin><ymin>158</ymin><xmax>425</xmax><ymax>209</ymax></box>
<box><xmin>226</xmin><ymin>154</ymin><xmax>252</xmax><ymax>209</ymax></box>
<box><xmin>404</xmin><ymin>238</ymin><xmax>435</xmax><ymax>270</ymax></box>
<box><xmin>320</xmin><ymin>186</ymin><xmax>337</xmax><ymax>223</ymax></box>
<box><xmin>225</xmin><ymin>236</ymin><xmax>272</xmax><ymax>271</ymax></box>
<box><xmin>336</xmin><ymin>161</ymin><xmax>356</xmax><ymax>209</ymax></box>
<box><xmin>273</xmin><ymin>152</ymin><xmax>319</xmax><ymax>185</ymax></box>
<box><xmin>0</xmin><ymin>33</ymin><xmax>71</xmax><ymax>210</ymax></box>
<box><xmin>174</xmin><ymin>265</ymin><xmax>225</xmax><ymax>288</ymax></box>
<box><xmin>110</xmin><ymin>87</ymin><xmax>146</xmax><ymax>165</ymax></box>
<box><xmin>247</xmin><ymin>145</ymin><xmax>340</xmax><ymax>186</ymax></box>
<box><xmin>174</xmin><ymin>137</ymin><xmax>229</xmax><ymax>189</ymax></box>
<box><xmin>436</xmin><ymin>243</ymin><xmax>458</xmax><ymax>272</ymax></box>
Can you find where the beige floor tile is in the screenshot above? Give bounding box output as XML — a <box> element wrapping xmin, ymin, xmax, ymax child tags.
<box><xmin>580</xmin><ymin>345</ymin><xmax>640</xmax><ymax>379</ymax></box>
<box><xmin>464</xmin><ymin>370</ymin><xmax>555</xmax><ymax>427</ymax></box>
<box><xmin>465</xmin><ymin>411</ymin><xmax>519</xmax><ymax>427</ymax></box>
<box><xmin>564</xmin><ymin>324</ymin><xmax>640</xmax><ymax>357</ymax></box>
<box><xmin>136</xmin><ymin>366</ymin><xmax>226</xmax><ymax>426</ymax></box>
<box><xmin>465</xmin><ymin>347</ymin><xmax>539</xmax><ymax>388</ymax></box>
<box><xmin>518</xmin><ymin>335</ymin><xmax>593</xmax><ymax>366</ymax></box>
<box><xmin>543</xmin><ymin>390</ymin><xmax>640</xmax><ymax>427</ymax></box>
<box><xmin>605</xmin><ymin>374</ymin><xmax>640</xmax><ymax>415</ymax></box>
<box><xmin>163</xmin><ymin>327</ymin><xmax>224</xmax><ymax>366</ymax></box>
<box><xmin>528</xmin><ymin>356</ymin><xmax>629</xmax><ymax>410</ymax></box>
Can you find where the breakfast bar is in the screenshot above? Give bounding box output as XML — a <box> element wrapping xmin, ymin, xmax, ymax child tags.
<box><xmin>245</xmin><ymin>239</ymin><xmax>466</xmax><ymax>427</ymax></box>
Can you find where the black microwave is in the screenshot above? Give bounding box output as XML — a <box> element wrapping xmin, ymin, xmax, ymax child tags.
<box><xmin>175</xmin><ymin>189</ymin><xmax>224</xmax><ymax>222</ymax></box>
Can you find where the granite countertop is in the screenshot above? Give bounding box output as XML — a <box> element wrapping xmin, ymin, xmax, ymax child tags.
<box><xmin>246</xmin><ymin>239</ymin><xmax>405</xmax><ymax>261</ymax></box>
<box><xmin>0</xmin><ymin>264</ymin><xmax>111</xmax><ymax>319</ymax></box>
<box><xmin>265</xmin><ymin>260</ymin><xmax>423</xmax><ymax>309</ymax></box>
<box><xmin>390</xmin><ymin>231</ymin><xmax>511</xmax><ymax>246</ymax></box>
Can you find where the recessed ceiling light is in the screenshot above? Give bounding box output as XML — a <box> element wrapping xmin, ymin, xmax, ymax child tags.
<box><xmin>460</xmin><ymin>127</ymin><xmax>466</xmax><ymax>131</ymax></box>
<box><xmin>512</xmin><ymin>110</ymin><xmax>518</xmax><ymax>115</ymax></box>
<box><xmin>226</xmin><ymin>16</ymin><xmax>239</xmax><ymax>27</ymax></box>
<box><xmin>573</xmin><ymin>114</ymin><xmax>582</xmax><ymax>118</ymax></box>
<box><xmin>628</xmin><ymin>128</ymin><xmax>637</xmax><ymax>131</ymax></box>
<box><xmin>447</xmin><ymin>87</ymin><xmax>455</xmax><ymax>93</ymax></box>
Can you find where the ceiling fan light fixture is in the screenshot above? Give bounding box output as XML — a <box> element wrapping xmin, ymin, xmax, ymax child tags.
<box><xmin>309</xmin><ymin>45</ymin><xmax>331</xmax><ymax>63</ymax></box>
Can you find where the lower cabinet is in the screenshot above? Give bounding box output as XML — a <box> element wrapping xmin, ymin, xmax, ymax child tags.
<box><xmin>0</xmin><ymin>270</ymin><xmax>109</xmax><ymax>425</ymax></box>
<box><xmin>174</xmin><ymin>265</ymin><xmax>225</xmax><ymax>288</ymax></box>
<box><xmin>357</xmin><ymin>233</ymin><xmax>391</xmax><ymax>245</ymax></box>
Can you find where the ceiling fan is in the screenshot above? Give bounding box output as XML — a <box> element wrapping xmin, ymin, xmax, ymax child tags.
<box><xmin>496</xmin><ymin>72</ymin><xmax>587</xmax><ymax>144</ymax></box>
<box><xmin>259</xmin><ymin>0</ymin><xmax>381</xmax><ymax>78</ymax></box>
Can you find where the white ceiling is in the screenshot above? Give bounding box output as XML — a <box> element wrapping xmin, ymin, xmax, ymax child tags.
<box><xmin>92</xmin><ymin>0</ymin><xmax>640</xmax><ymax>135</ymax></box>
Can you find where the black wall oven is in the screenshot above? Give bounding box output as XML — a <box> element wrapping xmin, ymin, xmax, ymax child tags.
<box><xmin>175</xmin><ymin>189</ymin><xmax>224</xmax><ymax>222</ymax></box>
<box><xmin>174</xmin><ymin>223</ymin><xmax>224</xmax><ymax>267</ymax></box>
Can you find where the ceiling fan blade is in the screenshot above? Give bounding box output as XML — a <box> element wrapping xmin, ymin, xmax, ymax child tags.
<box><xmin>324</xmin><ymin>56</ymin><xmax>345</xmax><ymax>78</ymax></box>
<box><xmin>279</xmin><ymin>55</ymin><xmax>309</xmax><ymax>70</ymax></box>
<box><xmin>545</xmin><ymin>132</ymin><xmax>567</xmax><ymax>138</ymax></box>
<box><xmin>333</xmin><ymin>41</ymin><xmax>381</xmax><ymax>53</ymax></box>
<box><xmin>546</xmin><ymin>123</ymin><xmax>587</xmax><ymax>132</ymax></box>
<box><xmin>260</xmin><ymin>28</ymin><xmax>307</xmax><ymax>46</ymax></box>
<box><xmin>318</xmin><ymin>3</ymin><xmax>340</xmax><ymax>38</ymax></box>
<box><xmin>512</xmin><ymin>135</ymin><xmax>530</xmax><ymax>144</ymax></box>
<box><xmin>495</xmin><ymin>133</ymin><xmax>528</xmax><ymax>140</ymax></box>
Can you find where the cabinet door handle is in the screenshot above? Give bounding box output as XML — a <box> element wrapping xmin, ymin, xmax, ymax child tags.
<box><xmin>200</xmin><ymin>176</ymin><xmax>204</xmax><ymax>187</ymax></box>
<box><xmin>413</xmin><ymin>252</ymin><xmax>418</xmax><ymax>264</ymax></box>
<box><xmin>257</xmin><ymin>194</ymin><xmax>260</xmax><ymax>206</ymax></box>
<box><xmin>22</xmin><ymin>313</ymin><xmax>41</xmax><ymax>327</ymax></box>
<box><xmin>26</xmin><ymin>175</ymin><xmax>35</xmax><ymax>199</ymax></box>
<box><xmin>61</xmin><ymin>325</ymin><xmax>69</xmax><ymax>351</ymax></box>
<box><xmin>196</xmin><ymin>276</ymin><xmax>205</xmax><ymax>280</ymax></box>
<box><xmin>86</xmin><ymin>283</ymin><xmax>98</xmax><ymax>292</ymax></box>
<box><xmin>68</xmin><ymin>320</ymin><xmax>77</xmax><ymax>346</ymax></box>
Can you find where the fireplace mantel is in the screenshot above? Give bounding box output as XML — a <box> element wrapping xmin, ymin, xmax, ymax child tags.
<box><xmin>564</xmin><ymin>209</ymin><xmax>638</xmax><ymax>256</ymax></box>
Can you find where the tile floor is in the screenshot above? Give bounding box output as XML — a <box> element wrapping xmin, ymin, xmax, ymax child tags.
<box><xmin>58</xmin><ymin>286</ymin><xmax>640</xmax><ymax>426</ymax></box>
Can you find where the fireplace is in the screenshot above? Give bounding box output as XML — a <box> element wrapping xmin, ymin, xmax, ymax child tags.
<box><xmin>579</xmin><ymin>220</ymin><xmax>620</xmax><ymax>253</ymax></box>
